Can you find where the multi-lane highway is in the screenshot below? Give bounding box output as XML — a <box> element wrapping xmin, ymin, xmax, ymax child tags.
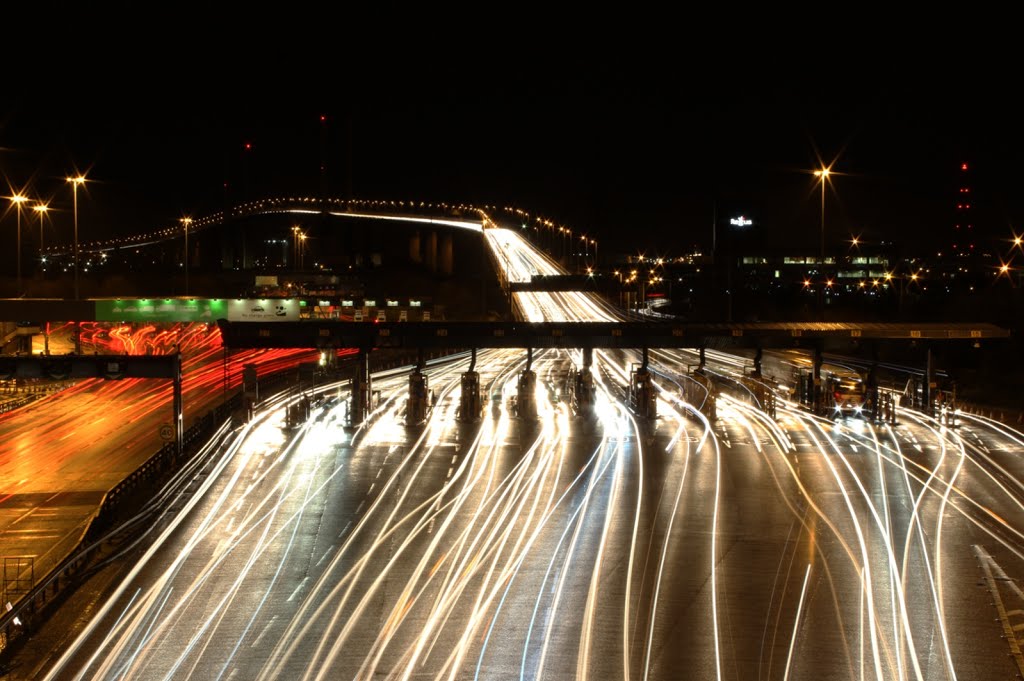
<box><xmin>12</xmin><ymin>226</ymin><xmax>1024</xmax><ymax>679</ymax></box>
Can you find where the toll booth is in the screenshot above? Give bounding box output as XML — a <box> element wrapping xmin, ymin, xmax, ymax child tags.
<box><xmin>749</xmin><ymin>379</ymin><xmax>776</xmax><ymax>419</ymax></box>
<box><xmin>286</xmin><ymin>396</ymin><xmax>310</xmax><ymax>428</ymax></box>
<box><xmin>516</xmin><ymin>369</ymin><xmax>538</xmax><ymax>420</ymax></box>
<box><xmin>934</xmin><ymin>387</ymin><xmax>959</xmax><ymax>428</ymax></box>
<box><xmin>459</xmin><ymin>371</ymin><xmax>482</xmax><ymax>421</ymax></box>
<box><xmin>629</xmin><ymin>363</ymin><xmax>656</xmax><ymax>419</ymax></box>
<box><xmin>682</xmin><ymin>371</ymin><xmax>716</xmax><ymax>422</ymax></box>
<box><xmin>569</xmin><ymin>366</ymin><xmax>595</xmax><ymax>417</ymax></box>
<box><xmin>875</xmin><ymin>391</ymin><xmax>897</xmax><ymax>426</ymax></box>
<box><xmin>406</xmin><ymin>370</ymin><xmax>429</xmax><ymax>425</ymax></box>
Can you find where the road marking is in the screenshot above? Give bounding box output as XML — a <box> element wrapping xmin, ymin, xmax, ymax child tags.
<box><xmin>287</xmin><ymin>577</ymin><xmax>309</xmax><ymax>602</ymax></box>
<box><xmin>250</xmin><ymin>615</ymin><xmax>278</xmax><ymax>648</ymax></box>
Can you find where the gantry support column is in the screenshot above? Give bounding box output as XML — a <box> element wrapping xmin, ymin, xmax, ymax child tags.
<box><xmin>173</xmin><ymin>352</ymin><xmax>183</xmax><ymax>459</ymax></box>
<box><xmin>349</xmin><ymin>348</ymin><xmax>372</xmax><ymax>427</ymax></box>
<box><xmin>812</xmin><ymin>345</ymin><xmax>823</xmax><ymax>416</ymax></box>
<box><xmin>630</xmin><ymin>347</ymin><xmax>656</xmax><ymax>419</ymax></box>
<box><xmin>923</xmin><ymin>345</ymin><xmax>934</xmax><ymax>416</ymax></box>
<box><xmin>459</xmin><ymin>348</ymin><xmax>482</xmax><ymax>422</ymax></box>
<box><xmin>516</xmin><ymin>348</ymin><xmax>537</xmax><ymax>420</ymax></box>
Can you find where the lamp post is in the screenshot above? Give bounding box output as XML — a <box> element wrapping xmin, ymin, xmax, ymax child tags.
<box><xmin>813</xmin><ymin>167</ymin><xmax>831</xmax><ymax>319</ymax></box>
<box><xmin>33</xmin><ymin>204</ymin><xmax>49</xmax><ymax>253</ymax></box>
<box><xmin>10</xmin><ymin>194</ymin><xmax>28</xmax><ymax>296</ymax></box>
<box><xmin>67</xmin><ymin>175</ymin><xmax>86</xmax><ymax>299</ymax></box>
<box><xmin>291</xmin><ymin>225</ymin><xmax>301</xmax><ymax>267</ymax></box>
<box><xmin>299</xmin><ymin>233</ymin><xmax>307</xmax><ymax>269</ymax></box>
<box><xmin>180</xmin><ymin>217</ymin><xmax>193</xmax><ymax>296</ymax></box>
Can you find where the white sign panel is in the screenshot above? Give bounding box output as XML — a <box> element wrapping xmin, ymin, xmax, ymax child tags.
<box><xmin>227</xmin><ymin>299</ymin><xmax>300</xmax><ymax>321</ymax></box>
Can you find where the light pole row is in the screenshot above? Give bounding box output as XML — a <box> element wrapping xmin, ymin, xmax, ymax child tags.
<box><xmin>7</xmin><ymin>195</ymin><xmax>52</xmax><ymax>297</ymax></box>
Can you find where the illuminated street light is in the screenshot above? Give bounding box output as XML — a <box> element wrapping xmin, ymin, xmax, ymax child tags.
<box><xmin>67</xmin><ymin>175</ymin><xmax>87</xmax><ymax>299</ymax></box>
<box><xmin>33</xmin><ymin>203</ymin><xmax>49</xmax><ymax>252</ymax></box>
<box><xmin>813</xmin><ymin>166</ymin><xmax>832</xmax><ymax>319</ymax></box>
<box><xmin>181</xmin><ymin>217</ymin><xmax>193</xmax><ymax>296</ymax></box>
<box><xmin>9</xmin><ymin>194</ymin><xmax>28</xmax><ymax>296</ymax></box>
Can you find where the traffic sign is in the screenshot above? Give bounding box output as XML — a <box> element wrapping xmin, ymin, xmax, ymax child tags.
<box><xmin>160</xmin><ymin>424</ymin><xmax>174</xmax><ymax>441</ymax></box>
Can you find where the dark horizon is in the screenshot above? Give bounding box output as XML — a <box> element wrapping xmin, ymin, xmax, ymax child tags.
<box><xmin>2</xmin><ymin>46</ymin><xmax>1021</xmax><ymax>264</ymax></box>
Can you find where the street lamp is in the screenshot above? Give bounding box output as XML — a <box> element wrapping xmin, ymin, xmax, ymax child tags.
<box><xmin>299</xmin><ymin>232</ymin><xmax>307</xmax><ymax>269</ymax></box>
<box><xmin>813</xmin><ymin>167</ymin><xmax>831</xmax><ymax>318</ymax></box>
<box><xmin>9</xmin><ymin>194</ymin><xmax>28</xmax><ymax>296</ymax></box>
<box><xmin>67</xmin><ymin>175</ymin><xmax>87</xmax><ymax>299</ymax></box>
<box><xmin>180</xmin><ymin>217</ymin><xmax>193</xmax><ymax>296</ymax></box>
<box><xmin>33</xmin><ymin>204</ymin><xmax>49</xmax><ymax>253</ymax></box>
<box><xmin>291</xmin><ymin>225</ymin><xmax>301</xmax><ymax>267</ymax></box>
<box><xmin>813</xmin><ymin>167</ymin><xmax>831</xmax><ymax>266</ymax></box>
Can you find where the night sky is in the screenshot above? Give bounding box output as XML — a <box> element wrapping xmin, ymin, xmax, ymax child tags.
<box><xmin>2</xmin><ymin>17</ymin><xmax>1020</xmax><ymax>263</ymax></box>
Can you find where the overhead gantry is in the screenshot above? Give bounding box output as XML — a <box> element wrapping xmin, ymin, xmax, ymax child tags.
<box><xmin>215</xmin><ymin>319</ymin><xmax>1011</xmax><ymax>426</ymax></box>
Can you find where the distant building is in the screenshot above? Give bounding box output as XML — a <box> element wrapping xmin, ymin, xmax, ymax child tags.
<box><xmin>951</xmin><ymin>161</ymin><xmax>976</xmax><ymax>257</ymax></box>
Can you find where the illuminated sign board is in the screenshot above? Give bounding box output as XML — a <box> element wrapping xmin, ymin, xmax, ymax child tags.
<box><xmin>95</xmin><ymin>299</ymin><xmax>227</xmax><ymax>322</ymax></box>
<box><xmin>730</xmin><ymin>216</ymin><xmax>753</xmax><ymax>227</ymax></box>
<box><xmin>227</xmin><ymin>299</ymin><xmax>300</xmax><ymax>321</ymax></box>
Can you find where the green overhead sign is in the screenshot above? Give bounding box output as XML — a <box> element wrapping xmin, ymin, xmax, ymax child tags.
<box><xmin>95</xmin><ymin>299</ymin><xmax>228</xmax><ymax>322</ymax></box>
